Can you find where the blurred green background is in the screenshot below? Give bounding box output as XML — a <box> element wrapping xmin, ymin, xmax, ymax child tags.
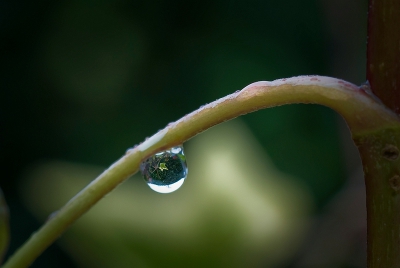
<box><xmin>1</xmin><ymin>0</ymin><xmax>368</xmax><ymax>267</ymax></box>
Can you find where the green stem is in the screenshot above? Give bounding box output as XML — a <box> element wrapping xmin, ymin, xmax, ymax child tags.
<box><xmin>3</xmin><ymin>153</ymin><xmax>142</xmax><ymax>268</ymax></box>
<box><xmin>3</xmin><ymin>75</ymin><xmax>400</xmax><ymax>268</ymax></box>
<box><xmin>356</xmin><ymin>129</ymin><xmax>400</xmax><ymax>267</ymax></box>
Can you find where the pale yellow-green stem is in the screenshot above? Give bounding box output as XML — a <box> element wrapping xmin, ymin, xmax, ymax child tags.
<box><xmin>3</xmin><ymin>75</ymin><xmax>400</xmax><ymax>268</ymax></box>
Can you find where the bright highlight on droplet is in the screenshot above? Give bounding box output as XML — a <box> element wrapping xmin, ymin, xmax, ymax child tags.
<box><xmin>140</xmin><ymin>145</ymin><xmax>188</xmax><ymax>193</ymax></box>
<box><xmin>147</xmin><ymin>179</ymin><xmax>185</xmax><ymax>194</ymax></box>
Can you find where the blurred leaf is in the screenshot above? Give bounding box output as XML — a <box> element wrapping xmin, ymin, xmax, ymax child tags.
<box><xmin>21</xmin><ymin>119</ymin><xmax>313</xmax><ymax>268</ymax></box>
<box><xmin>0</xmin><ymin>188</ymin><xmax>9</xmax><ymax>263</ymax></box>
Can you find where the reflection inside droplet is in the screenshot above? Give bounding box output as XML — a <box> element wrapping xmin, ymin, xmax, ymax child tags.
<box><xmin>139</xmin><ymin>145</ymin><xmax>188</xmax><ymax>193</ymax></box>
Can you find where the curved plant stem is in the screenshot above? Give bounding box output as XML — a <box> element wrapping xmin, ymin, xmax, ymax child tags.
<box><xmin>3</xmin><ymin>75</ymin><xmax>400</xmax><ymax>268</ymax></box>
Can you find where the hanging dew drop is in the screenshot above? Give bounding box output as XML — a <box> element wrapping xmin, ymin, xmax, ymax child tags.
<box><xmin>140</xmin><ymin>145</ymin><xmax>188</xmax><ymax>193</ymax></box>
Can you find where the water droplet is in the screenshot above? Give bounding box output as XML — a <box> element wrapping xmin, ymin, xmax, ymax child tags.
<box><xmin>140</xmin><ymin>145</ymin><xmax>188</xmax><ymax>193</ymax></box>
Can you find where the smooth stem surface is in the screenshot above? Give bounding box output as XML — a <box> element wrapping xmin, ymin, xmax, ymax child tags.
<box><xmin>367</xmin><ymin>0</ymin><xmax>400</xmax><ymax>115</ymax></box>
<box><xmin>3</xmin><ymin>153</ymin><xmax>143</xmax><ymax>268</ymax></box>
<box><xmin>3</xmin><ymin>75</ymin><xmax>400</xmax><ymax>268</ymax></box>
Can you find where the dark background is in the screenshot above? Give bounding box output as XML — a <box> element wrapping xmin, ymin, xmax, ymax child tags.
<box><xmin>1</xmin><ymin>0</ymin><xmax>367</xmax><ymax>267</ymax></box>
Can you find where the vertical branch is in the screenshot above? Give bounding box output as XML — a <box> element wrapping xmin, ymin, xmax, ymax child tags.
<box><xmin>365</xmin><ymin>1</ymin><xmax>400</xmax><ymax>267</ymax></box>
<box><xmin>355</xmin><ymin>131</ymin><xmax>400</xmax><ymax>268</ymax></box>
<box><xmin>367</xmin><ymin>0</ymin><xmax>400</xmax><ymax>114</ymax></box>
